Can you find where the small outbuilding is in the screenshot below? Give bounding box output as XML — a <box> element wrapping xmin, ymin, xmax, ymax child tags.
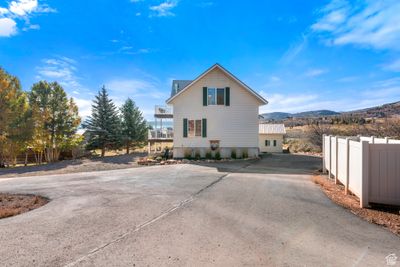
<box><xmin>259</xmin><ymin>124</ymin><xmax>286</xmax><ymax>153</ymax></box>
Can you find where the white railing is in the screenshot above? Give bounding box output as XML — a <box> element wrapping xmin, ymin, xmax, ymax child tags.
<box><xmin>148</xmin><ymin>129</ymin><xmax>173</xmax><ymax>139</ymax></box>
<box><xmin>155</xmin><ymin>105</ymin><xmax>172</xmax><ymax>116</ymax></box>
<box><xmin>323</xmin><ymin>135</ymin><xmax>400</xmax><ymax>207</ymax></box>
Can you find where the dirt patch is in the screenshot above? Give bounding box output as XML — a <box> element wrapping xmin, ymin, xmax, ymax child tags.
<box><xmin>0</xmin><ymin>193</ymin><xmax>49</xmax><ymax>219</ymax></box>
<box><xmin>0</xmin><ymin>153</ymin><xmax>146</xmax><ymax>179</ymax></box>
<box><xmin>313</xmin><ymin>175</ymin><xmax>400</xmax><ymax>236</ymax></box>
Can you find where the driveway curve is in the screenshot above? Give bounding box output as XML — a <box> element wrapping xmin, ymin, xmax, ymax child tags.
<box><xmin>0</xmin><ymin>154</ymin><xmax>399</xmax><ymax>266</ymax></box>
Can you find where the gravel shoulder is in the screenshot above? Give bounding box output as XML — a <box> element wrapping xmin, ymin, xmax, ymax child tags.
<box><xmin>313</xmin><ymin>175</ymin><xmax>400</xmax><ymax>236</ymax></box>
<box><xmin>0</xmin><ymin>153</ymin><xmax>146</xmax><ymax>178</ymax></box>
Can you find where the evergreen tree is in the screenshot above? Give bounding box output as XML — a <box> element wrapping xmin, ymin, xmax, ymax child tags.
<box><xmin>120</xmin><ymin>98</ymin><xmax>148</xmax><ymax>154</ymax></box>
<box><xmin>83</xmin><ymin>86</ymin><xmax>121</xmax><ymax>157</ymax></box>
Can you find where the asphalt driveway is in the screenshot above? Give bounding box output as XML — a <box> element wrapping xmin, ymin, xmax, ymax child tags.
<box><xmin>0</xmin><ymin>154</ymin><xmax>399</xmax><ymax>266</ymax></box>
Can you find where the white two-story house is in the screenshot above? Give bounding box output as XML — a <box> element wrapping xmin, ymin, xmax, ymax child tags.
<box><xmin>166</xmin><ymin>63</ymin><xmax>268</xmax><ymax>158</ymax></box>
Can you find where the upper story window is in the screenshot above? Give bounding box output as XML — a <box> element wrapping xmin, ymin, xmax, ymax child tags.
<box><xmin>207</xmin><ymin>87</ymin><xmax>225</xmax><ymax>105</ymax></box>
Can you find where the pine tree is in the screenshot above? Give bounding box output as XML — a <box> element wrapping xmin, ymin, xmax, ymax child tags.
<box><xmin>120</xmin><ymin>98</ymin><xmax>148</xmax><ymax>154</ymax></box>
<box><xmin>83</xmin><ymin>86</ymin><xmax>121</xmax><ymax>157</ymax></box>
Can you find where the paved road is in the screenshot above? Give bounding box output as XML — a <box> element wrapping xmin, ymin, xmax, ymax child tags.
<box><xmin>0</xmin><ymin>154</ymin><xmax>399</xmax><ymax>266</ymax></box>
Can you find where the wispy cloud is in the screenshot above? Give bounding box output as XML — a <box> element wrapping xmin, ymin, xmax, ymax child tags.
<box><xmin>149</xmin><ymin>1</ymin><xmax>178</xmax><ymax>17</ymax></box>
<box><xmin>118</xmin><ymin>47</ymin><xmax>151</xmax><ymax>55</ymax></box>
<box><xmin>305</xmin><ymin>68</ymin><xmax>328</xmax><ymax>77</ymax></box>
<box><xmin>259</xmin><ymin>92</ymin><xmax>319</xmax><ymax>113</ymax></box>
<box><xmin>362</xmin><ymin>77</ymin><xmax>400</xmax><ymax>100</ymax></box>
<box><xmin>106</xmin><ymin>78</ymin><xmax>167</xmax><ymax>100</ymax></box>
<box><xmin>197</xmin><ymin>1</ymin><xmax>214</xmax><ymax>8</ymax></box>
<box><xmin>35</xmin><ymin>56</ymin><xmax>97</xmax><ymax>119</ymax></box>
<box><xmin>0</xmin><ymin>0</ymin><xmax>56</xmax><ymax>37</ymax></box>
<box><xmin>280</xmin><ymin>34</ymin><xmax>308</xmax><ymax>64</ymax></box>
<box><xmin>336</xmin><ymin>76</ymin><xmax>359</xmax><ymax>83</ymax></box>
<box><xmin>36</xmin><ymin>56</ymin><xmax>82</xmax><ymax>90</ymax></box>
<box><xmin>383</xmin><ymin>58</ymin><xmax>400</xmax><ymax>72</ymax></box>
<box><xmin>260</xmin><ymin>76</ymin><xmax>400</xmax><ymax>113</ymax></box>
<box><xmin>312</xmin><ymin>0</ymin><xmax>400</xmax><ymax>51</ymax></box>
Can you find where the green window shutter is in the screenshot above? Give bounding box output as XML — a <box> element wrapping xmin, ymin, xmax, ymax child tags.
<box><xmin>203</xmin><ymin>87</ymin><xmax>207</xmax><ymax>106</ymax></box>
<box><xmin>202</xmin><ymin>118</ymin><xmax>207</xmax><ymax>138</ymax></box>
<box><xmin>225</xmin><ymin>87</ymin><xmax>230</xmax><ymax>106</ymax></box>
<box><xmin>183</xmin><ymin>118</ymin><xmax>188</xmax><ymax>138</ymax></box>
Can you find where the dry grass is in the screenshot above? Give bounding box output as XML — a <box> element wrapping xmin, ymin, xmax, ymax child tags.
<box><xmin>0</xmin><ymin>194</ymin><xmax>49</xmax><ymax>219</ymax></box>
<box><xmin>313</xmin><ymin>175</ymin><xmax>400</xmax><ymax>236</ymax></box>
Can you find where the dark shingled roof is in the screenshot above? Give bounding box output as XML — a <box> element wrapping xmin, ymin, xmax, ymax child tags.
<box><xmin>171</xmin><ymin>80</ymin><xmax>192</xmax><ymax>97</ymax></box>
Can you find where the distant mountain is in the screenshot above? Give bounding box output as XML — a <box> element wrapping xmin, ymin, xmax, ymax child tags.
<box><xmin>260</xmin><ymin>112</ymin><xmax>291</xmax><ymax>121</ymax></box>
<box><xmin>294</xmin><ymin>110</ymin><xmax>341</xmax><ymax>117</ymax></box>
<box><xmin>343</xmin><ymin>101</ymin><xmax>400</xmax><ymax>118</ymax></box>
<box><xmin>260</xmin><ymin>110</ymin><xmax>340</xmax><ymax>121</ymax></box>
<box><xmin>260</xmin><ymin>101</ymin><xmax>400</xmax><ymax>121</ymax></box>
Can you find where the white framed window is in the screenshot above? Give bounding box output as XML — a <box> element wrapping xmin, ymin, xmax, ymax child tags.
<box><xmin>207</xmin><ymin>88</ymin><xmax>216</xmax><ymax>105</ymax></box>
<box><xmin>195</xmin><ymin>119</ymin><xmax>202</xmax><ymax>137</ymax></box>
<box><xmin>265</xmin><ymin>140</ymin><xmax>270</xmax><ymax>146</ymax></box>
<box><xmin>188</xmin><ymin>119</ymin><xmax>202</xmax><ymax>137</ymax></box>
<box><xmin>207</xmin><ymin>87</ymin><xmax>225</xmax><ymax>105</ymax></box>
<box><xmin>217</xmin><ymin>88</ymin><xmax>225</xmax><ymax>105</ymax></box>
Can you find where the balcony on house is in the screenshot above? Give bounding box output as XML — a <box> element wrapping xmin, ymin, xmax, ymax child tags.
<box><xmin>148</xmin><ymin>128</ymin><xmax>174</xmax><ymax>140</ymax></box>
<box><xmin>148</xmin><ymin>105</ymin><xmax>173</xmax><ymax>154</ymax></box>
<box><xmin>154</xmin><ymin>105</ymin><xmax>173</xmax><ymax>119</ymax></box>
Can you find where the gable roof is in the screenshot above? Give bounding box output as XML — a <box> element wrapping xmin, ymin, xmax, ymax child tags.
<box><xmin>171</xmin><ymin>80</ymin><xmax>192</xmax><ymax>97</ymax></box>
<box><xmin>166</xmin><ymin>63</ymin><xmax>268</xmax><ymax>105</ymax></box>
<box><xmin>259</xmin><ymin>124</ymin><xmax>286</xmax><ymax>134</ymax></box>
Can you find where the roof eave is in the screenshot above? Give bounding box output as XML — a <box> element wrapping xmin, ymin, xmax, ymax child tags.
<box><xmin>166</xmin><ymin>63</ymin><xmax>268</xmax><ymax>105</ymax></box>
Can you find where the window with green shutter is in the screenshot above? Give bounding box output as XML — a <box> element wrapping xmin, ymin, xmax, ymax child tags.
<box><xmin>183</xmin><ymin>118</ymin><xmax>188</xmax><ymax>138</ymax></box>
<box><xmin>203</xmin><ymin>87</ymin><xmax>207</xmax><ymax>106</ymax></box>
<box><xmin>225</xmin><ymin>87</ymin><xmax>230</xmax><ymax>106</ymax></box>
<box><xmin>202</xmin><ymin>118</ymin><xmax>207</xmax><ymax>137</ymax></box>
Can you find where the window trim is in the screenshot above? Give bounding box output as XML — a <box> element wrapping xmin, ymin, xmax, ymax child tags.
<box><xmin>187</xmin><ymin>119</ymin><xmax>203</xmax><ymax>138</ymax></box>
<box><xmin>265</xmin><ymin>140</ymin><xmax>270</xmax><ymax>147</ymax></box>
<box><xmin>207</xmin><ymin>87</ymin><xmax>216</xmax><ymax>105</ymax></box>
<box><xmin>217</xmin><ymin>88</ymin><xmax>225</xmax><ymax>105</ymax></box>
<box><xmin>207</xmin><ymin>87</ymin><xmax>225</xmax><ymax>105</ymax></box>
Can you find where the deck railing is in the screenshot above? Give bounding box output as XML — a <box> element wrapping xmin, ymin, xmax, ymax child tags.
<box><xmin>155</xmin><ymin>105</ymin><xmax>172</xmax><ymax>116</ymax></box>
<box><xmin>148</xmin><ymin>129</ymin><xmax>174</xmax><ymax>139</ymax></box>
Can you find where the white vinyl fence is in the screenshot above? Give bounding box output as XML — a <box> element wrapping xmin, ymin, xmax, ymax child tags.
<box><xmin>323</xmin><ymin>135</ymin><xmax>400</xmax><ymax>208</ymax></box>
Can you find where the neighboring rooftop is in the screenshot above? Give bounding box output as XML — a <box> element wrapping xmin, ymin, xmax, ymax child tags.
<box><xmin>171</xmin><ymin>80</ymin><xmax>192</xmax><ymax>97</ymax></box>
<box><xmin>259</xmin><ymin>124</ymin><xmax>286</xmax><ymax>134</ymax></box>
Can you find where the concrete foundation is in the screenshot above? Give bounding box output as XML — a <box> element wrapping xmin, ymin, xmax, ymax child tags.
<box><xmin>173</xmin><ymin>147</ymin><xmax>259</xmax><ymax>159</ymax></box>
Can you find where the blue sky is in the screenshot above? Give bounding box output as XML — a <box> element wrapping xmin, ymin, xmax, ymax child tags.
<box><xmin>1</xmin><ymin>0</ymin><xmax>400</xmax><ymax>120</ymax></box>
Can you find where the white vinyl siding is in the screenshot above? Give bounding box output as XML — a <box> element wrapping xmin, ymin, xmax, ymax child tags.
<box><xmin>259</xmin><ymin>133</ymin><xmax>284</xmax><ymax>153</ymax></box>
<box><xmin>170</xmin><ymin>67</ymin><xmax>261</xmax><ymax>149</ymax></box>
